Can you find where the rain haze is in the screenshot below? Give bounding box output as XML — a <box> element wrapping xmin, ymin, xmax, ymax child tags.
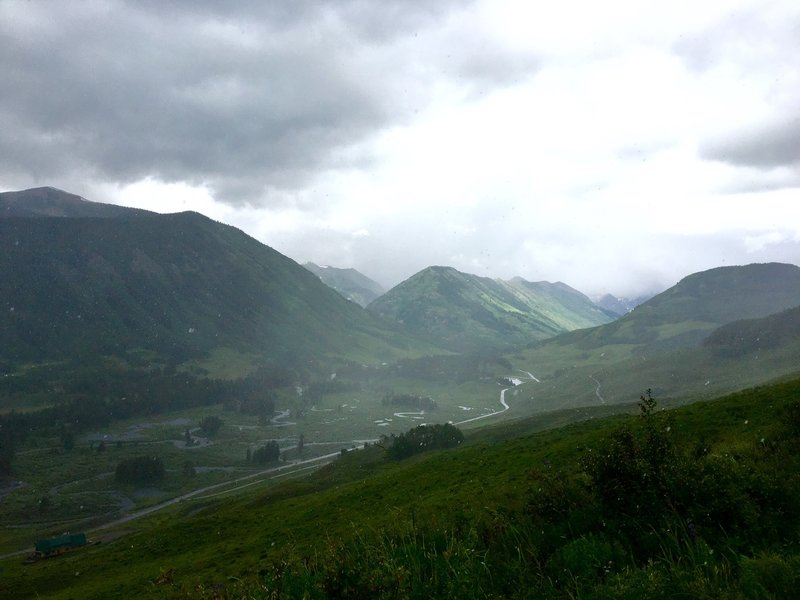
<box><xmin>2</xmin><ymin>0</ymin><xmax>799</xmax><ymax>296</ymax></box>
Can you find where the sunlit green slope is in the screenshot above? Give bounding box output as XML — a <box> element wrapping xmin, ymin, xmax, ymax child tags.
<box><xmin>367</xmin><ymin>266</ymin><xmax>616</xmax><ymax>351</ymax></box>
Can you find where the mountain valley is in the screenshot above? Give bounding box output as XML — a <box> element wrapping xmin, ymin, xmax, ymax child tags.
<box><xmin>1</xmin><ymin>187</ymin><xmax>799</xmax><ymax>598</ymax></box>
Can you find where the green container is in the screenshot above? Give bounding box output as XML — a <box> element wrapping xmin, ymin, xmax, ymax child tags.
<box><xmin>35</xmin><ymin>533</ymin><xmax>87</xmax><ymax>555</ymax></box>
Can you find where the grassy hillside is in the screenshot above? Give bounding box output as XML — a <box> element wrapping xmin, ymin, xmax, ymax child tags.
<box><xmin>367</xmin><ymin>266</ymin><xmax>615</xmax><ymax>351</ymax></box>
<box><xmin>704</xmin><ymin>304</ymin><xmax>800</xmax><ymax>357</ymax></box>
<box><xmin>562</xmin><ymin>262</ymin><xmax>800</xmax><ymax>353</ymax></box>
<box><xmin>304</xmin><ymin>262</ymin><xmax>385</xmax><ymax>307</ymax></box>
<box><xmin>3</xmin><ymin>377</ymin><xmax>799</xmax><ymax>598</ymax></box>
<box><xmin>502</xmin><ymin>263</ymin><xmax>800</xmax><ymax>411</ymax></box>
<box><xmin>0</xmin><ymin>212</ymin><xmax>434</xmax><ymax>371</ymax></box>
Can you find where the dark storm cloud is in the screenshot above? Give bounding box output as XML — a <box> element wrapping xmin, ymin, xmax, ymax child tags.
<box><xmin>0</xmin><ymin>0</ymin><xmax>499</xmax><ymax>204</ymax></box>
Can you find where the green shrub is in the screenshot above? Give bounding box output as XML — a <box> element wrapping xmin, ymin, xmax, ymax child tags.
<box><xmin>740</xmin><ymin>554</ymin><xmax>800</xmax><ymax>600</ymax></box>
<box><xmin>386</xmin><ymin>423</ymin><xmax>464</xmax><ymax>460</ymax></box>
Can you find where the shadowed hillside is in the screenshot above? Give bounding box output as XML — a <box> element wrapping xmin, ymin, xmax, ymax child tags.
<box><xmin>0</xmin><ymin>211</ymin><xmax>434</xmax><ymax>368</ymax></box>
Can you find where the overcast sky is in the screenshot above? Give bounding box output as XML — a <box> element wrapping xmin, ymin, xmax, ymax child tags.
<box><xmin>2</xmin><ymin>0</ymin><xmax>799</xmax><ymax>296</ymax></box>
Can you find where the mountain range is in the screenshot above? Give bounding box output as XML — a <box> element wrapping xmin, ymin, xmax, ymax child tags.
<box><xmin>594</xmin><ymin>293</ymin><xmax>652</xmax><ymax>316</ymax></box>
<box><xmin>367</xmin><ymin>265</ymin><xmax>617</xmax><ymax>351</ymax></box>
<box><xmin>0</xmin><ymin>187</ymin><xmax>629</xmax><ymax>368</ymax></box>
<box><xmin>2</xmin><ymin>186</ymin><xmax>800</xmax><ymax>405</ymax></box>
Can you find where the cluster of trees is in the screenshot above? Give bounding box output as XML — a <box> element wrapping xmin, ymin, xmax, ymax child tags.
<box><xmin>198</xmin><ymin>415</ymin><xmax>223</xmax><ymax>436</ymax></box>
<box><xmin>381</xmin><ymin>392</ymin><xmax>437</xmax><ymax>411</ymax></box>
<box><xmin>385</xmin><ymin>423</ymin><xmax>464</xmax><ymax>460</ymax></box>
<box><xmin>0</xmin><ymin>363</ymin><xmax>294</xmax><ymax>472</ymax></box>
<box><xmin>0</xmin><ymin>431</ymin><xmax>13</xmax><ymax>476</ymax></box>
<box><xmin>248</xmin><ymin>441</ymin><xmax>280</xmax><ymax>465</ymax></box>
<box><xmin>236</xmin><ymin>394</ymin><xmax>275</xmax><ymax>417</ymax></box>
<box><xmin>114</xmin><ymin>455</ymin><xmax>165</xmax><ymax>485</ymax></box>
<box><xmin>220</xmin><ymin>365</ymin><xmax>291</xmax><ymax>417</ymax></box>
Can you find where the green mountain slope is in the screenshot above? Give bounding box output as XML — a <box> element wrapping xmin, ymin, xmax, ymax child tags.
<box><xmin>508</xmin><ymin>262</ymin><xmax>800</xmax><ymax>410</ymax></box>
<box><xmin>558</xmin><ymin>262</ymin><xmax>800</xmax><ymax>353</ymax></box>
<box><xmin>366</xmin><ymin>266</ymin><xmax>616</xmax><ymax>351</ymax></box>
<box><xmin>304</xmin><ymin>262</ymin><xmax>385</xmax><ymax>307</ymax></box>
<box><xmin>0</xmin><ymin>186</ymin><xmax>150</xmax><ymax>218</ymax></box>
<box><xmin>0</xmin><ymin>210</ymin><xmax>434</xmax><ymax>369</ymax></box>
<box><xmin>3</xmin><ymin>378</ymin><xmax>799</xmax><ymax>598</ymax></box>
<box><xmin>703</xmin><ymin>304</ymin><xmax>800</xmax><ymax>357</ymax></box>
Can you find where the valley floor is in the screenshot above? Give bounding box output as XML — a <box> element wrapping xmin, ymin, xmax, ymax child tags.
<box><xmin>3</xmin><ymin>376</ymin><xmax>800</xmax><ymax>598</ymax></box>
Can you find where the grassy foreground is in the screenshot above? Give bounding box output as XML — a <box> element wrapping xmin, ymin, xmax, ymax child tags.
<box><xmin>3</xmin><ymin>377</ymin><xmax>800</xmax><ymax>598</ymax></box>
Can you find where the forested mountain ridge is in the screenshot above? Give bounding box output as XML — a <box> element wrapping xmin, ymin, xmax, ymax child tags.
<box><xmin>367</xmin><ymin>265</ymin><xmax>616</xmax><ymax>351</ymax></box>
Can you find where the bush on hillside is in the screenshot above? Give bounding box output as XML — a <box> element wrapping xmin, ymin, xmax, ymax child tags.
<box><xmin>385</xmin><ymin>423</ymin><xmax>464</xmax><ymax>460</ymax></box>
<box><xmin>115</xmin><ymin>455</ymin><xmax>165</xmax><ymax>485</ymax></box>
<box><xmin>199</xmin><ymin>415</ymin><xmax>223</xmax><ymax>436</ymax></box>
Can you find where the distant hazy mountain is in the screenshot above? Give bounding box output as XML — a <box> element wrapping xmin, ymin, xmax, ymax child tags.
<box><xmin>304</xmin><ymin>262</ymin><xmax>385</xmax><ymax>308</ymax></box>
<box><xmin>559</xmin><ymin>262</ymin><xmax>800</xmax><ymax>352</ymax></box>
<box><xmin>0</xmin><ymin>186</ymin><xmax>150</xmax><ymax>218</ymax></box>
<box><xmin>0</xmin><ymin>196</ymin><xmax>433</xmax><ymax>368</ymax></box>
<box><xmin>366</xmin><ymin>266</ymin><xmax>616</xmax><ymax>351</ymax></box>
<box><xmin>594</xmin><ymin>294</ymin><xmax>652</xmax><ymax>316</ymax></box>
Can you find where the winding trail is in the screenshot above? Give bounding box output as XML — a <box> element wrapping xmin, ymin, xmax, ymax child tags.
<box><xmin>454</xmin><ymin>387</ymin><xmax>511</xmax><ymax>426</ymax></box>
<box><xmin>589</xmin><ymin>374</ymin><xmax>605</xmax><ymax>404</ymax></box>
<box><xmin>393</xmin><ymin>411</ymin><xmax>426</xmax><ymax>420</ymax></box>
<box><xmin>453</xmin><ymin>367</ymin><xmax>541</xmax><ymax>426</ymax></box>
<box><xmin>270</xmin><ymin>409</ymin><xmax>296</xmax><ymax>427</ymax></box>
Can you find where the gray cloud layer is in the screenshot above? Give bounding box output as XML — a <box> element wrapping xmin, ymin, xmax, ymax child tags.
<box><xmin>701</xmin><ymin>116</ymin><xmax>800</xmax><ymax>170</ymax></box>
<box><xmin>0</xmin><ymin>0</ymin><xmax>537</xmax><ymax>204</ymax></box>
